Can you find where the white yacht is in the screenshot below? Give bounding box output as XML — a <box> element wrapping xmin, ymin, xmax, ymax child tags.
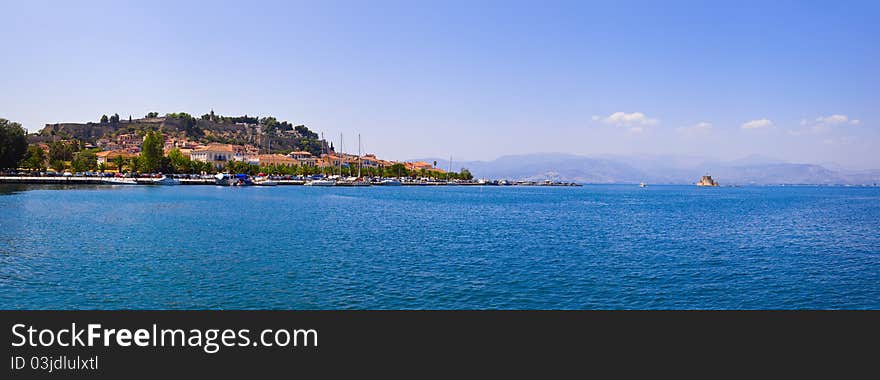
<box><xmin>101</xmin><ymin>177</ymin><xmax>138</xmax><ymax>185</ymax></box>
<box><xmin>379</xmin><ymin>179</ymin><xmax>402</xmax><ymax>186</ymax></box>
<box><xmin>151</xmin><ymin>175</ymin><xmax>180</xmax><ymax>185</ymax></box>
<box><xmin>253</xmin><ymin>176</ymin><xmax>277</xmax><ymax>186</ymax></box>
<box><xmin>305</xmin><ymin>179</ymin><xmax>336</xmax><ymax>186</ymax></box>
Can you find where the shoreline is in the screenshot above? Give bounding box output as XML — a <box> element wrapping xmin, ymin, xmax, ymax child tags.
<box><xmin>0</xmin><ymin>176</ymin><xmax>581</xmax><ymax>187</ymax></box>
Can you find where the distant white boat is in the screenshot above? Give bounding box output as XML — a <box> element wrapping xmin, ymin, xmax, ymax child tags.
<box><xmin>215</xmin><ymin>173</ymin><xmax>254</xmax><ymax>186</ymax></box>
<box><xmin>380</xmin><ymin>179</ymin><xmax>402</xmax><ymax>186</ymax></box>
<box><xmin>253</xmin><ymin>176</ymin><xmax>277</xmax><ymax>186</ymax></box>
<box><xmin>150</xmin><ymin>176</ymin><xmax>180</xmax><ymax>185</ymax></box>
<box><xmin>338</xmin><ymin>176</ymin><xmax>371</xmax><ymax>186</ymax></box>
<box><xmin>305</xmin><ymin>179</ymin><xmax>336</xmax><ymax>186</ymax></box>
<box><xmin>101</xmin><ymin>177</ymin><xmax>138</xmax><ymax>185</ymax></box>
<box><xmin>639</xmin><ymin>182</ymin><xmax>647</xmax><ymax>188</ymax></box>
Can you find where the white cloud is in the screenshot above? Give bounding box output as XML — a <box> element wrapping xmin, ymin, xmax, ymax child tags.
<box><xmin>591</xmin><ymin>115</ymin><xmax>600</xmax><ymax>121</ymax></box>
<box><xmin>741</xmin><ymin>118</ymin><xmax>773</xmax><ymax>130</ymax></box>
<box><xmin>677</xmin><ymin>121</ymin><xmax>713</xmax><ymax>136</ymax></box>
<box><xmin>816</xmin><ymin>114</ymin><xmax>849</xmax><ymax>125</ymax></box>
<box><xmin>598</xmin><ymin>111</ymin><xmax>658</xmax><ymax>133</ymax></box>
<box><xmin>600</xmin><ymin>112</ymin><xmax>658</xmax><ymax>127</ymax></box>
<box><xmin>793</xmin><ymin>114</ymin><xmax>859</xmax><ymax>135</ymax></box>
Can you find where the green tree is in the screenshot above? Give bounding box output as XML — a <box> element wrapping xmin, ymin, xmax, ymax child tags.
<box><xmin>100</xmin><ymin>114</ymin><xmax>109</xmax><ymax>124</ymax></box>
<box><xmin>128</xmin><ymin>156</ymin><xmax>140</xmax><ymax>173</ymax></box>
<box><xmin>145</xmin><ymin>112</ymin><xmax>159</xmax><ymax>118</ymax></box>
<box><xmin>71</xmin><ymin>151</ymin><xmax>97</xmax><ymax>172</ymax></box>
<box><xmin>113</xmin><ymin>155</ymin><xmax>125</xmax><ymax>172</ymax></box>
<box><xmin>140</xmin><ymin>130</ymin><xmax>164</xmax><ymax>173</ymax></box>
<box><xmin>459</xmin><ymin>168</ymin><xmax>473</xmax><ymax>180</ymax></box>
<box><xmin>49</xmin><ymin>159</ymin><xmax>66</xmax><ymax>172</ymax></box>
<box><xmin>0</xmin><ymin>118</ymin><xmax>28</xmax><ymax>170</ymax></box>
<box><xmin>22</xmin><ymin>145</ymin><xmax>47</xmax><ymax>171</ymax></box>
<box><xmin>166</xmin><ymin>148</ymin><xmax>191</xmax><ymax>173</ymax></box>
<box><xmin>48</xmin><ymin>141</ymin><xmax>75</xmax><ymax>162</ymax></box>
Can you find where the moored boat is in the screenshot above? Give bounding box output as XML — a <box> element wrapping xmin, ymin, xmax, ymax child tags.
<box><xmin>338</xmin><ymin>176</ymin><xmax>371</xmax><ymax>186</ymax></box>
<box><xmin>151</xmin><ymin>175</ymin><xmax>180</xmax><ymax>185</ymax></box>
<box><xmin>378</xmin><ymin>179</ymin><xmax>402</xmax><ymax>186</ymax></box>
<box><xmin>215</xmin><ymin>173</ymin><xmax>254</xmax><ymax>186</ymax></box>
<box><xmin>101</xmin><ymin>177</ymin><xmax>138</xmax><ymax>185</ymax></box>
<box><xmin>253</xmin><ymin>176</ymin><xmax>277</xmax><ymax>186</ymax></box>
<box><xmin>305</xmin><ymin>179</ymin><xmax>336</xmax><ymax>186</ymax></box>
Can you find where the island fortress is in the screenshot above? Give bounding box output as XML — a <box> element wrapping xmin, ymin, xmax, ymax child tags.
<box><xmin>696</xmin><ymin>175</ymin><xmax>719</xmax><ymax>187</ymax></box>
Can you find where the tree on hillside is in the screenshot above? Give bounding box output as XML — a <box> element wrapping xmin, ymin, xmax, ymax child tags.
<box><xmin>166</xmin><ymin>148</ymin><xmax>191</xmax><ymax>173</ymax></box>
<box><xmin>50</xmin><ymin>159</ymin><xmax>66</xmax><ymax>172</ymax></box>
<box><xmin>140</xmin><ymin>130</ymin><xmax>164</xmax><ymax>173</ymax></box>
<box><xmin>145</xmin><ymin>112</ymin><xmax>159</xmax><ymax>118</ymax></box>
<box><xmin>22</xmin><ymin>145</ymin><xmax>47</xmax><ymax>171</ymax></box>
<box><xmin>113</xmin><ymin>155</ymin><xmax>125</xmax><ymax>172</ymax></box>
<box><xmin>0</xmin><ymin>118</ymin><xmax>28</xmax><ymax>170</ymax></box>
<box><xmin>459</xmin><ymin>168</ymin><xmax>473</xmax><ymax>180</ymax></box>
<box><xmin>48</xmin><ymin>141</ymin><xmax>75</xmax><ymax>162</ymax></box>
<box><xmin>100</xmin><ymin>115</ymin><xmax>109</xmax><ymax>124</ymax></box>
<box><xmin>71</xmin><ymin>151</ymin><xmax>97</xmax><ymax>172</ymax></box>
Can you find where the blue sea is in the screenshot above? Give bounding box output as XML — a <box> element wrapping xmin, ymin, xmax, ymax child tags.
<box><xmin>0</xmin><ymin>184</ymin><xmax>878</xmax><ymax>309</ymax></box>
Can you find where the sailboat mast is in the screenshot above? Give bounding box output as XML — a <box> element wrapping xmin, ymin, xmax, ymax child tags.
<box><xmin>339</xmin><ymin>133</ymin><xmax>343</xmax><ymax>176</ymax></box>
<box><xmin>358</xmin><ymin>134</ymin><xmax>362</xmax><ymax>178</ymax></box>
<box><xmin>321</xmin><ymin>132</ymin><xmax>327</xmax><ymax>174</ymax></box>
<box><xmin>448</xmin><ymin>156</ymin><xmax>451</xmax><ymax>181</ymax></box>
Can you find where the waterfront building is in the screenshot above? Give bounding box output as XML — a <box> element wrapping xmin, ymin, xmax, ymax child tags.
<box><xmin>319</xmin><ymin>154</ymin><xmax>345</xmax><ymax>168</ymax></box>
<box><xmin>255</xmin><ymin>154</ymin><xmax>298</xmax><ymax>167</ymax></box>
<box><xmin>287</xmin><ymin>151</ymin><xmax>317</xmax><ymax>166</ymax></box>
<box><xmin>189</xmin><ymin>143</ymin><xmax>244</xmax><ymax>169</ymax></box>
<box><xmin>405</xmin><ymin>161</ymin><xmax>445</xmax><ymax>173</ymax></box>
<box><xmin>95</xmin><ymin>150</ymin><xmax>138</xmax><ymax>165</ymax></box>
<box><xmin>360</xmin><ymin>154</ymin><xmax>383</xmax><ymax>168</ymax></box>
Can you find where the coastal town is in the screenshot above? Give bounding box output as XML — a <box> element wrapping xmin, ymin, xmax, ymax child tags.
<box><xmin>0</xmin><ymin>113</ymin><xmax>580</xmax><ymax>187</ymax></box>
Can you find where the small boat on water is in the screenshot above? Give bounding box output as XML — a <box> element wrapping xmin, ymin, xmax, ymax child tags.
<box><xmin>338</xmin><ymin>176</ymin><xmax>371</xmax><ymax>187</ymax></box>
<box><xmin>639</xmin><ymin>182</ymin><xmax>647</xmax><ymax>188</ymax></box>
<box><xmin>304</xmin><ymin>179</ymin><xmax>336</xmax><ymax>186</ymax></box>
<box><xmin>101</xmin><ymin>177</ymin><xmax>138</xmax><ymax>185</ymax></box>
<box><xmin>150</xmin><ymin>175</ymin><xmax>180</xmax><ymax>185</ymax></box>
<box><xmin>253</xmin><ymin>176</ymin><xmax>277</xmax><ymax>186</ymax></box>
<box><xmin>215</xmin><ymin>173</ymin><xmax>254</xmax><ymax>186</ymax></box>
<box><xmin>379</xmin><ymin>179</ymin><xmax>402</xmax><ymax>186</ymax></box>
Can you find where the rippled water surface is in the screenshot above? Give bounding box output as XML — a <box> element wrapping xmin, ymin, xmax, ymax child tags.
<box><xmin>1</xmin><ymin>184</ymin><xmax>878</xmax><ymax>309</ymax></box>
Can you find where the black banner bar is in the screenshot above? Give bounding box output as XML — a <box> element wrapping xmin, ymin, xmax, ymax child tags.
<box><xmin>2</xmin><ymin>311</ymin><xmax>876</xmax><ymax>377</ymax></box>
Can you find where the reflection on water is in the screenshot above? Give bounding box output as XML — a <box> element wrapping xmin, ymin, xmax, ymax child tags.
<box><xmin>0</xmin><ymin>184</ymin><xmax>115</xmax><ymax>195</ymax></box>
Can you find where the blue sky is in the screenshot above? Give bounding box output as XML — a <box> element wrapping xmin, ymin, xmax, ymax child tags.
<box><xmin>2</xmin><ymin>0</ymin><xmax>878</xmax><ymax>168</ymax></box>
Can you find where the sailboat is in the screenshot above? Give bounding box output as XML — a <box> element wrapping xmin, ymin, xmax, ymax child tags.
<box><xmin>305</xmin><ymin>132</ymin><xmax>336</xmax><ymax>186</ymax></box>
<box><xmin>338</xmin><ymin>133</ymin><xmax>370</xmax><ymax>186</ymax></box>
<box><xmin>446</xmin><ymin>155</ymin><xmax>457</xmax><ymax>185</ymax></box>
<box><xmin>351</xmin><ymin>134</ymin><xmax>370</xmax><ymax>186</ymax></box>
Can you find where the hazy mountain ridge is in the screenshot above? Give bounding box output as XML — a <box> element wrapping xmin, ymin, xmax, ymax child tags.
<box><xmin>415</xmin><ymin>153</ymin><xmax>880</xmax><ymax>185</ymax></box>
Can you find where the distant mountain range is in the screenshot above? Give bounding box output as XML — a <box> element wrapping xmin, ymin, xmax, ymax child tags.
<box><xmin>415</xmin><ymin>153</ymin><xmax>880</xmax><ymax>185</ymax></box>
